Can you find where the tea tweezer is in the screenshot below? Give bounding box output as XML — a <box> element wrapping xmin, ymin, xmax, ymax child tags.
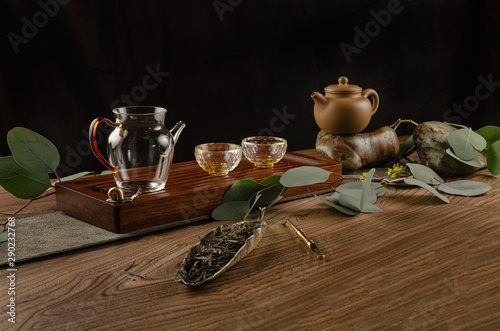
<box><xmin>285</xmin><ymin>219</ymin><xmax>325</xmax><ymax>260</ymax></box>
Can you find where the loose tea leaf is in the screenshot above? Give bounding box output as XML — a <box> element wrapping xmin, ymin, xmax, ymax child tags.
<box><xmin>176</xmin><ymin>211</ymin><xmax>266</xmax><ymax>286</ymax></box>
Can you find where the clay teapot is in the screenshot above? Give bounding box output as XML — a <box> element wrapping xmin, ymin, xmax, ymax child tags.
<box><xmin>311</xmin><ymin>76</ymin><xmax>379</xmax><ymax>134</ymax></box>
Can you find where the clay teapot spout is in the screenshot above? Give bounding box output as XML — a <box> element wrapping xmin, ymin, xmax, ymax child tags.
<box><xmin>310</xmin><ymin>92</ymin><xmax>327</xmax><ymax>107</ymax></box>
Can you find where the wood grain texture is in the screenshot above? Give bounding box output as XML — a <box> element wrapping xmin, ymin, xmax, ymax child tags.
<box><xmin>54</xmin><ymin>152</ymin><xmax>341</xmax><ymax>233</ymax></box>
<box><xmin>1</xmin><ymin>150</ymin><xmax>500</xmax><ymax>330</ymax></box>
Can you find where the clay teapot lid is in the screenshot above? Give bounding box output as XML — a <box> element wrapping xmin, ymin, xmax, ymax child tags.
<box><xmin>324</xmin><ymin>76</ymin><xmax>362</xmax><ymax>94</ymax></box>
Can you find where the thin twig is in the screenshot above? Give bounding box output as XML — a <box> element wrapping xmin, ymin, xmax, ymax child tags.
<box><xmin>128</xmin><ymin>272</ymin><xmax>149</xmax><ymax>280</ymax></box>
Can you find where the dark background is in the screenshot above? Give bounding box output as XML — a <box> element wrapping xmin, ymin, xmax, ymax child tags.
<box><xmin>1</xmin><ymin>0</ymin><xmax>499</xmax><ymax>176</ymax></box>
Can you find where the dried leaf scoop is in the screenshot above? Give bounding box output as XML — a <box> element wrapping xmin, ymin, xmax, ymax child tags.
<box><xmin>175</xmin><ymin>207</ymin><xmax>267</xmax><ymax>286</ymax></box>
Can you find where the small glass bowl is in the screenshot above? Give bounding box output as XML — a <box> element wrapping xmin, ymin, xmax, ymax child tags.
<box><xmin>241</xmin><ymin>136</ymin><xmax>287</xmax><ymax>168</ymax></box>
<box><xmin>195</xmin><ymin>143</ymin><xmax>242</xmax><ymax>176</ymax></box>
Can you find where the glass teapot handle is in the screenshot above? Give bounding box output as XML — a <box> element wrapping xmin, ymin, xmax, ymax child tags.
<box><xmin>89</xmin><ymin>117</ymin><xmax>121</xmax><ymax>173</ymax></box>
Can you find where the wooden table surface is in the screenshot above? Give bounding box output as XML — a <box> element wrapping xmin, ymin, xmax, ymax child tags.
<box><xmin>1</xmin><ymin>150</ymin><xmax>500</xmax><ymax>330</ymax></box>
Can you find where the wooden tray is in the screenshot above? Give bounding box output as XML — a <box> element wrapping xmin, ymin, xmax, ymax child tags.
<box><xmin>55</xmin><ymin>152</ymin><xmax>341</xmax><ymax>233</ymax></box>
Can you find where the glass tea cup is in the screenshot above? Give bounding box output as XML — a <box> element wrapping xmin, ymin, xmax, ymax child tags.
<box><xmin>241</xmin><ymin>136</ymin><xmax>287</xmax><ymax>168</ymax></box>
<box><xmin>195</xmin><ymin>143</ymin><xmax>242</xmax><ymax>176</ymax></box>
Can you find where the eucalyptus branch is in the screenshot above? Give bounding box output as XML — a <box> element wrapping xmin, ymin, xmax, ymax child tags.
<box><xmin>390</xmin><ymin>118</ymin><xmax>419</xmax><ymax>131</ymax></box>
<box><xmin>443</xmin><ymin>122</ymin><xmax>470</xmax><ymax>130</ymax></box>
<box><xmin>0</xmin><ymin>191</ymin><xmax>55</xmax><ymax>231</ymax></box>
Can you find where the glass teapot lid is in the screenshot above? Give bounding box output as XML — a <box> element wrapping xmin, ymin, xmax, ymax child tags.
<box><xmin>325</xmin><ymin>76</ymin><xmax>362</xmax><ymax>94</ymax></box>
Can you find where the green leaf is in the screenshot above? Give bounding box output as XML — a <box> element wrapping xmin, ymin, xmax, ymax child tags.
<box><xmin>476</xmin><ymin>126</ymin><xmax>500</xmax><ymax>148</ymax></box>
<box><xmin>407</xmin><ymin>163</ymin><xmax>444</xmax><ymax>184</ymax></box>
<box><xmin>0</xmin><ymin>156</ymin><xmax>52</xmax><ymax>199</ymax></box>
<box><xmin>437</xmin><ymin>180</ymin><xmax>491</xmax><ymax>196</ymax></box>
<box><xmin>446</xmin><ymin>149</ymin><xmax>482</xmax><ymax>167</ymax></box>
<box><xmin>245</xmin><ymin>193</ymin><xmax>262</xmax><ymax>219</ymax></box>
<box><xmin>211</xmin><ymin>200</ymin><xmax>251</xmax><ymax>221</ymax></box>
<box><xmin>59</xmin><ymin>171</ymin><xmax>94</xmax><ymax>182</ymax></box>
<box><xmin>360</xmin><ymin>168</ymin><xmax>375</xmax><ymax>210</ymax></box>
<box><xmin>222</xmin><ymin>179</ymin><xmax>262</xmax><ymax>203</ymax></box>
<box><xmin>266</xmin><ymin>195</ymin><xmax>284</xmax><ymax>209</ymax></box>
<box><xmin>334</xmin><ymin>182</ymin><xmax>385</xmax><ymax>203</ymax></box>
<box><xmin>259</xmin><ymin>175</ymin><xmax>282</xmax><ymax>186</ymax></box>
<box><xmin>258</xmin><ymin>176</ymin><xmax>286</xmax><ymax>206</ymax></box>
<box><xmin>0</xmin><ymin>232</ymin><xmax>7</xmax><ymax>243</ymax></box>
<box><xmin>398</xmin><ymin>135</ymin><xmax>415</xmax><ymax>158</ymax></box>
<box><xmin>325</xmin><ymin>192</ymin><xmax>340</xmax><ymax>203</ymax></box>
<box><xmin>486</xmin><ymin>140</ymin><xmax>500</xmax><ymax>175</ymax></box>
<box><xmin>101</xmin><ymin>170</ymin><xmax>113</xmax><ymax>175</ymax></box>
<box><xmin>338</xmin><ymin>194</ymin><xmax>382</xmax><ymax>213</ymax></box>
<box><xmin>7</xmin><ymin>127</ymin><xmax>60</xmax><ymax>174</ymax></box>
<box><xmin>447</xmin><ymin>128</ymin><xmax>486</xmax><ymax>160</ymax></box>
<box><xmin>280</xmin><ymin>166</ymin><xmax>331</xmax><ymax>187</ymax></box>
<box><xmin>313</xmin><ymin>193</ymin><xmax>356</xmax><ymax>216</ymax></box>
<box><xmin>404</xmin><ymin>178</ymin><xmax>449</xmax><ymax>203</ymax></box>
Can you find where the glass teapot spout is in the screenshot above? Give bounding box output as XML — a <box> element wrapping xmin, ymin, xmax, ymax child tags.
<box><xmin>170</xmin><ymin>121</ymin><xmax>186</xmax><ymax>145</ymax></box>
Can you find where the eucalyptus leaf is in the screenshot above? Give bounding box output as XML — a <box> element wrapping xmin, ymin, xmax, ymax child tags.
<box><xmin>245</xmin><ymin>193</ymin><xmax>262</xmax><ymax>219</ymax></box>
<box><xmin>7</xmin><ymin>127</ymin><xmax>60</xmax><ymax>174</ymax></box>
<box><xmin>403</xmin><ymin>178</ymin><xmax>449</xmax><ymax>203</ymax></box>
<box><xmin>476</xmin><ymin>125</ymin><xmax>500</xmax><ymax>148</ymax></box>
<box><xmin>398</xmin><ymin>135</ymin><xmax>415</xmax><ymax>158</ymax></box>
<box><xmin>336</xmin><ymin>182</ymin><xmax>379</xmax><ymax>204</ymax></box>
<box><xmin>101</xmin><ymin>170</ymin><xmax>114</xmax><ymax>175</ymax></box>
<box><xmin>0</xmin><ymin>232</ymin><xmax>7</xmax><ymax>243</ymax></box>
<box><xmin>0</xmin><ymin>156</ymin><xmax>52</xmax><ymax>199</ymax></box>
<box><xmin>59</xmin><ymin>171</ymin><xmax>95</xmax><ymax>182</ymax></box>
<box><xmin>447</xmin><ymin>128</ymin><xmax>486</xmax><ymax>160</ymax></box>
<box><xmin>437</xmin><ymin>180</ymin><xmax>491</xmax><ymax>196</ymax></box>
<box><xmin>265</xmin><ymin>195</ymin><xmax>284</xmax><ymax>209</ymax></box>
<box><xmin>325</xmin><ymin>192</ymin><xmax>340</xmax><ymax>203</ymax></box>
<box><xmin>407</xmin><ymin>163</ymin><xmax>444</xmax><ymax>184</ymax></box>
<box><xmin>280</xmin><ymin>166</ymin><xmax>331</xmax><ymax>187</ymax></box>
<box><xmin>360</xmin><ymin>168</ymin><xmax>375</xmax><ymax>210</ymax></box>
<box><xmin>446</xmin><ymin>149</ymin><xmax>483</xmax><ymax>167</ymax></box>
<box><xmin>259</xmin><ymin>175</ymin><xmax>282</xmax><ymax>186</ymax></box>
<box><xmin>313</xmin><ymin>193</ymin><xmax>356</xmax><ymax>216</ymax></box>
<box><xmin>222</xmin><ymin>179</ymin><xmax>262</xmax><ymax>203</ymax></box>
<box><xmin>258</xmin><ymin>176</ymin><xmax>286</xmax><ymax>206</ymax></box>
<box><xmin>486</xmin><ymin>140</ymin><xmax>500</xmax><ymax>175</ymax></box>
<box><xmin>211</xmin><ymin>200</ymin><xmax>251</xmax><ymax>221</ymax></box>
<box><xmin>338</xmin><ymin>193</ymin><xmax>382</xmax><ymax>213</ymax></box>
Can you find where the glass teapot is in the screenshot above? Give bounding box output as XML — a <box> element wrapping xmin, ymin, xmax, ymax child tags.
<box><xmin>89</xmin><ymin>106</ymin><xmax>185</xmax><ymax>193</ymax></box>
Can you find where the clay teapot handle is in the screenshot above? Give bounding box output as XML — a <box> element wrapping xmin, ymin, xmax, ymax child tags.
<box><xmin>361</xmin><ymin>88</ymin><xmax>379</xmax><ymax>116</ymax></box>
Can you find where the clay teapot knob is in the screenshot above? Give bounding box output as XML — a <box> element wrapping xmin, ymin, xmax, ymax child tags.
<box><xmin>338</xmin><ymin>76</ymin><xmax>348</xmax><ymax>85</ymax></box>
